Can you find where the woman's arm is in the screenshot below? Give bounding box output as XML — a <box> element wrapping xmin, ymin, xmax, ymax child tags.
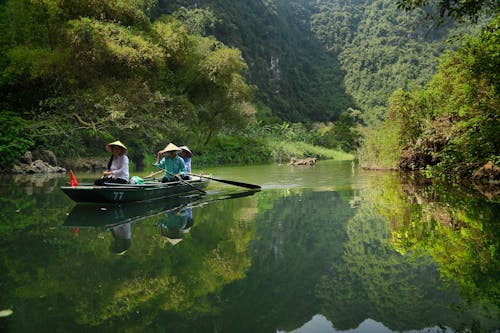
<box><xmin>154</xmin><ymin>156</ymin><xmax>165</xmax><ymax>169</ymax></box>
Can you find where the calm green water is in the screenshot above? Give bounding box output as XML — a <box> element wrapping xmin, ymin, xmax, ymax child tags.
<box><xmin>0</xmin><ymin>160</ymin><xmax>499</xmax><ymax>332</ymax></box>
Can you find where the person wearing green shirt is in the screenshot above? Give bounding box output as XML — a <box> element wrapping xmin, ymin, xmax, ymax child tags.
<box><xmin>154</xmin><ymin>143</ymin><xmax>187</xmax><ymax>183</ymax></box>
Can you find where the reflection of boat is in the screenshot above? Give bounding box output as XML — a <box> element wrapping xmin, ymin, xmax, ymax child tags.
<box><xmin>63</xmin><ymin>190</ymin><xmax>259</xmax><ymax>229</ymax></box>
<box><xmin>64</xmin><ymin>195</ymin><xmax>200</xmax><ymax>228</ymax></box>
<box><xmin>60</xmin><ymin>177</ymin><xmax>209</xmax><ymax>204</ymax></box>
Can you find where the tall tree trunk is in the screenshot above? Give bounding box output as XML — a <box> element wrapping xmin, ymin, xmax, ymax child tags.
<box><xmin>203</xmin><ymin>129</ymin><xmax>213</xmax><ymax>146</ymax></box>
<box><xmin>41</xmin><ymin>0</ymin><xmax>54</xmax><ymax>50</ymax></box>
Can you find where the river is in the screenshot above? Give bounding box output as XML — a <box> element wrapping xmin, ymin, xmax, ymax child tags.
<box><xmin>0</xmin><ymin>160</ymin><xmax>499</xmax><ymax>332</ymax></box>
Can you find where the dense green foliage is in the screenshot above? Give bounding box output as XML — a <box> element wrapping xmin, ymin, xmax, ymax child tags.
<box><xmin>1</xmin><ymin>0</ymin><xmax>496</xmax><ymax>176</ymax></box>
<box><xmin>309</xmin><ymin>0</ymin><xmax>458</xmax><ymax>126</ymax></box>
<box><xmin>360</xmin><ymin>16</ymin><xmax>499</xmax><ymax>178</ymax></box>
<box><xmin>0</xmin><ymin>0</ymin><xmax>254</xmax><ymax>168</ymax></box>
<box><xmin>0</xmin><ymin>110</ymin><xmax>33</xmax><ymax>167</ymax></box>
<box><xmin>163</xmin><ymin>0</ymin><xmax>467</xmax><ymax>127</ymax></box>
<box><xmin>397</xmin><ymin>0</ymin><xmax>499</xmax><ymax>23</ymax></box>
<box><xmin>174</xmin><ymin>121</ymin><xmax>355</xmax><ymax>167</ymax></box>
<box><xmin>157</xmin><ymin>0</ymin><xmax>355</xmax><ymax>122</ymax></box>
<box><xmin>162</xmin><ymin>0</ymin><xmax>471</xmax><ymax>126</ymax></box>
<box><xmin>184</xmin><ymin>118</ymin><xmax>357</xmax><ymax>167</ymax></box>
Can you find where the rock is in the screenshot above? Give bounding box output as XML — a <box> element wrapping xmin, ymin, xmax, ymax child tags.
<box><xmin>25</xmin><ymin>160</ymin><xmax>50</xmax><ymax>173</ymax></box>
<box><xmin>51</xmin><ymin>165</ymin><xmax>66</xmax><ymax>173</ymax></box>
<box><xmin>13</xmin><ymin>160</ymin><xmax>65</xmax><ymax>174</ymax></box>
<box><xmin>399</xmin><ymin>147</ymin><xmax>428</xmax><ymax>170</ymax></box>
<box><xmin>9</xmin><ymin>149</ymin><xmax>65</xmax><ymax>174</ymax></box>
<box><xmin>32</xmin><ymin>149</ymin><xmax>58</xmax><ymax>166</ymax></box>
<box><xmin>20</xmin><ymin>151</ymin><xmax>33</xmax><ymax>164</ymax></box>
<box><xmin>11</xmin><ymin>164</ymin><xmax>27</xmax><ymax>174</ymax></box>
<box><xmin>472</xmin><ymin>161</ymin><xmax>500</xmax><ymax>183</ymax></box>
<box><xmin>289</xmin><ymin>157</ymin><xmax>317</xmax><ymax>166</ymax></box>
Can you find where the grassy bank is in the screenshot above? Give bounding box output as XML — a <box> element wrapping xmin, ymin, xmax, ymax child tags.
<box><xmin>186</xmin><ymin>135</ymin><xmax>354</xmax><ymax>167</ymax></box>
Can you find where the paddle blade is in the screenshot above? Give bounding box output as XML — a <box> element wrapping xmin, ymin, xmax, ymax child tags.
<box><xmin>216</xmin><ymin>178</ymin><xmax>261</xmax><ymax>189</ymax></box>
<box><xmin>204</xmin><ymin>175</ymin><xmax>261</xmax><ymax>189</ymax></box>
<box><xmin>69</xmin><ymin>169</ymin><xmax>79</xmax><ymax>187</ymax></box>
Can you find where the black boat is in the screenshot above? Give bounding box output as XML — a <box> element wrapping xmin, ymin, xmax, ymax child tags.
<box><xmin>60</xmin><ymin>176</ymin><xmax>209</xmax><ymax>204</ymax></box>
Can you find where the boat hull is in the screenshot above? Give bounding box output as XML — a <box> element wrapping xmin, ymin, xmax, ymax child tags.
<box><xmin>60</xmin><ymin>178</ymin><xmax>209</xmax><ymax>204</ymax></box>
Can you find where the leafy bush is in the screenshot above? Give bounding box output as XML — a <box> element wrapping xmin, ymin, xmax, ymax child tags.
<box><xmin>360</xmin><ymin>16</ymin><xmax>500</xmax><ymax>178</ymax></box>
<box><xmin>0</xmin><ymin>110</ymin><xmax>33</xmax><ymax>168</ymax></box>
<box><xmin>192</xmin><ymin>135</ymin><xmax>273</xmax><ymax>166</ymax></box>
<box><xmin>0</xmin><ymin>2</ymin><xmax>255</xmax><ymax>166</ymax></box>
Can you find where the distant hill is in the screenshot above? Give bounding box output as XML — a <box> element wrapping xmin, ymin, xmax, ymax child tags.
<box><xmin>156</xmin><ymin>0</ymin><xmax>467</xmax><ymax>125</ymax></box>
<box><xmin>155</xmin><ymin>0</ymin><xmax>354</xmax><ymax>122</ymax></box>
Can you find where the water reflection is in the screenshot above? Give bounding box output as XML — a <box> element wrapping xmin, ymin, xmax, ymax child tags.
<box><xmin>64</xmin><ymin>194</ymin><xmax>200</xmax><ymax>228</ymax></box>
<box><xmin>1</xmin><ymin>162</ymin><xmax>499</xmax><ymax>333</ymax></box>
<box><xmin>109</xmin><ymin>222</ymin><xmax>131</xmax><ymax>255</ymax></box>
<box><xmin>158</xmin><ymin>207</ymin><xmax>194</xmax><ymax>245</ymax></box>
<box><xmin>154</xmin><ymin>187</ymin><xmax>498</xmax><ymax>333</ymax></box>
<box><xmin>63</xmin><ymin>190</ymin><xmax>259</xmax><ymax>252</ymax></box>
<box><xmin>278</xmin><ymin>315</ymin><xmax>457</xmax><ymax>333</ymax></box>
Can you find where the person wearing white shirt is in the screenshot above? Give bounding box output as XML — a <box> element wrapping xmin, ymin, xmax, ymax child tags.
<box><xmin>94</xmin><ymin>140</ymin><xmax>129</xmax><ymax>185</ymax></box>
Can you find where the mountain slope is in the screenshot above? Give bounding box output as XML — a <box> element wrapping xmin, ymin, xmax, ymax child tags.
<box><xmin>156</xmin><ymin>0</ymin><xmax>354</xmax><ymax>122</ymax></box>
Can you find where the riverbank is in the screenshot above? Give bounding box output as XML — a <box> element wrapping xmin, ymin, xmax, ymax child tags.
<box><xmin>192</xmin><ymin>138</ymin><xmax>354</xmax><ymax>167</ymax></box>
<box><xmin>6</xmin><ymin>139</ymin><xmax>354</xmax><ymax>174</ymax></box>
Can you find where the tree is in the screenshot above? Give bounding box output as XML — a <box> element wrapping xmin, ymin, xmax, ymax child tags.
<box><xmin>0</xmin><ymin>1</ymin><xmax>256</xmax><ymax>166</ymax></box>
<box><xmin>396</xmin><ymin>0</ymin><xmax>500</xmax><ymax>23</ymax></box>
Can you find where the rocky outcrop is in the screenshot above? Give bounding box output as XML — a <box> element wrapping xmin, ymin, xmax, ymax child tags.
<box><xmin>289</xmin><ymin>157</ymin><xmax>317</xmax><ymax>166</ymax></box>
<box><xmin>470</xmin><ymin>162</ymin><xmax>500</xmax><ymax>200</ymax></box>
<box><xmin>12</xmin><ymin>159</ymin><xmax>66</xmax><ymax>174</ymax></box>
<box><xmin>11</xmin><ymin>150</ymin><xmax>65</xmax><ymax>174</ymax></box>
<box><xmin>472</xmin><ymin>161</ymin><xmax>500</xmax><ymax>183</ymax></box>
<box><xmin>32</xmin><ymin>149</ymin><xmax>58</xmax><ymax>166</ymax></box>
<box><xmin>399</xmin><ymin>119</ymin><xmax>451</xmax><ymax>171</ymax></box>
<box><xmin>20</xmin><ymin>151</ymin><xmax>33</xmax><ymax>164</ymax></box>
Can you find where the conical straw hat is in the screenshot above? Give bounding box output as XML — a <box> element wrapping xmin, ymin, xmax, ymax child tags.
<box><xmin>159</xmin><ymin>143</ymin><xmax>181</xmax><ymax>154</ymax></box>
<box><xmin>179</xmin><ymin>145</ymin><xmax>193</xmax><ymax>156</ymax></box>
<box><xmin>166</xmin><ymin>237</ymin><xmax>183</xmax><ymax>246</ymax></box>
<box><xmin>106</xmin><ymin>140</ymin><xmax>128</xmax><ymax>153</ymax></box>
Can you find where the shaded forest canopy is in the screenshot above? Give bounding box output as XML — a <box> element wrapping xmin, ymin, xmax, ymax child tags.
<box><xmin>1</xmin><ymin>0</ymin><xmax>255</xmax><ymax>167</ymax></box>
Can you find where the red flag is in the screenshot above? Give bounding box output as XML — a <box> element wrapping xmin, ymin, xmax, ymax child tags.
<box><xmin>71</xmin><ymin>227</ymin><xmax>79</xmax><ymax>236</ymax></box>
<box><xmin>69</xmin><ymin>169</ymin><xmax>79</xmax><ymax>187</ymax></box>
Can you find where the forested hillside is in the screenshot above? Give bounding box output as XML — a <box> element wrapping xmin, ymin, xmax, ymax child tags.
<box><xmin>360</xmin><ymin>15</ymin><xmax>499</xmax><ymax>180</ymax></box>
<box><xmin>1</xmin><ymin>0</ymin><xmax>497</xmax><ymax>177</ymax></box>
<box><xmin>0</xmin><ymin>0</ymin><xmax>255</xmax><ymax>167</ymax></box>
<box><xmin>155</xmin><ymin>0</ymin><xmax>354</xmax><ymax>122</ymax></box>
<box><xmin>161</xmin><ymin>0</ymin><xmax>462</xmax><ymax>126</ymax></box>
<box><xmin>310</xmin><ymin>0</ymin><xmax>453</xmax><ymax>125</ymax></box>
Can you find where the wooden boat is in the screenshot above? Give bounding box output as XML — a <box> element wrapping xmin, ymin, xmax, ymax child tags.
<box><xmin>60</xmin><ymin>176</ymin><xmax>209</xmax><ymax>204</ymax></box>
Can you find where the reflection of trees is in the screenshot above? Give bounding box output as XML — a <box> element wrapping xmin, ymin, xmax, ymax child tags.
<box><xmin>0</xmin><ymin>191</ymin><xmax>258</xmax><ymax>331</ymax></box>
<box><xmin>0</xmin><ymin>176</ymin><xmax>70</xmax><ymax>234</ymax></box>
<box><xmin>181</xmin><ymin>190</ymin><xmax>355</xmax><ymax>333</ymax></box>
<box><xmin>369</xmin><ymin>173</ymin><xmax>500</xmax><ymax>317</ymax></box>
<box><xmin>2</xmin><ymin>175</ymin><xmax>499</xmax><ymax>332</ymax></box>
<box><xmin>170</xmin><ymin>187</ymin><xmax>499</xmax><ymax>333</ymax></box>
<box><xmin>0</xmin><ymin>173</ymin><xmax>64</xmax><ymax>196</ymax></box>
<box><xmin>317</xmin><ymin>205</ymin><xmax>470</xmax><ymax>331</ymax></box>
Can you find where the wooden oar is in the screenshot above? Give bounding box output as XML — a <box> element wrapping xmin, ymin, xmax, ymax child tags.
<box><xmin>162</xmin><ymin>170</ymin><xmax>207</xmax><ymax>194</ymax></box>
<box><xmin>188</xmin><ymin>173</ymin><xmax>261</xmax><ymax>190</ymax></box>
<box><xmin>144</xmin><ymin>169</ymin><xmax>164</xmax><ymax>179</ymax></box>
